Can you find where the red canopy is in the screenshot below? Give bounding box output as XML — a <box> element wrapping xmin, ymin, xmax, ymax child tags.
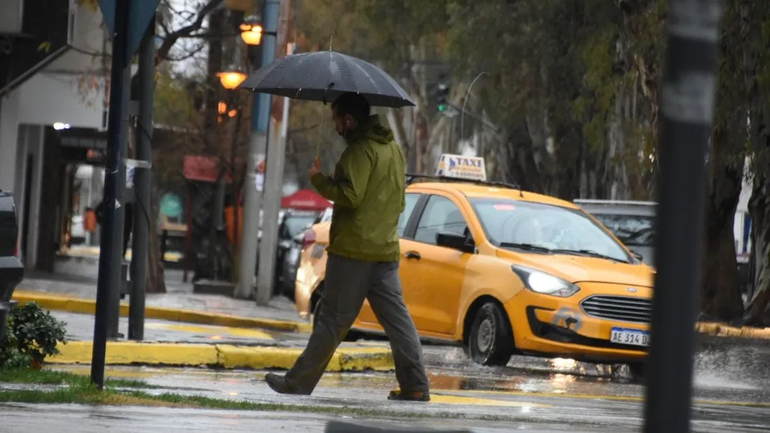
<box><xmin>281</xmin><ymin>189</ymin><xmax>331</xmax><ymax>211</ymax></box>
<box><xmin>183</xmin><ymin>156</ymin><xmax>231</xmax><ymax>183</ymax></box>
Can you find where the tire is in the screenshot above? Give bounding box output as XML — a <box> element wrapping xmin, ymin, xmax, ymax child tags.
<box><xmin>467</xmin><ymin>302</ymin><xmax>514</xmax><ymax>366</ymax></box>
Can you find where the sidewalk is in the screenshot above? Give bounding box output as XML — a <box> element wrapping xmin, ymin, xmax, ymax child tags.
<box><xmin>19</xmin><ymin>267</ymin><xmax>306</xmax><ymax>326</ymax></box>
<box><xmin>41</xmin><ymin>310</ymin><xmax>391</xmax><ymax>371</ymax></box>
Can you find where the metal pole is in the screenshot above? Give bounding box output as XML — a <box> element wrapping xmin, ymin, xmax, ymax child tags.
<box><xmin>643</xmin><ymin>1</ymin><xmax>722</xmax><ymax>433</ymax></box>
<box><xmin>257</xmin><ymin>41</ymin><xmax>293</xmax><ymax>299</ymax></box>
<box><xmin>108</xmin><ymin>55</ymin><xmax>130</xmax><ymax>340</ymax></box>
<box><xmin>91</xmin><ymin>0</ymin><xmax>131</xmax><ymax>389</ymax></box>
<box><xmin>183</xmin><ymin>184</ymin><xmax>193</xmax><ymax>282</ymax></box>
<box><xmin>460</xmin><ymin>72</ymin><xmax>487</xmax><ymax>141</ymax></box>
<box><xmin>235</xmin><ymin>0</ymin><xmax>280</xmax><ymax>301</ymax></box>
<box><xmin>129</xmin><ymin>16</ymin><xmax>155</xmax><ymax>341</ymax></box>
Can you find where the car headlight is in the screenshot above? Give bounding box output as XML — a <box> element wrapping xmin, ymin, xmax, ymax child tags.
<box><xmin>512</xmin><ymin>265</ymin><xmax>580</xmax><ymax>297</ymax></box>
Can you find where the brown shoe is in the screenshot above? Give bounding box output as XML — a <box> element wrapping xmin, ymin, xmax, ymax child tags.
<box><xmin>387</xmin><ymin>389</ymin><xmax>431</xmax><ymax>402</ymax></box>
<box><xmin>265</xmin><ymin>373</ymin><xmax>309</xmax><ymax>395</ymax></box>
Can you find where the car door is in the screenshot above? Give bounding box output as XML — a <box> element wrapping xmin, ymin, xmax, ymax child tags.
<box><xmin>399</xmin><ymin>194</ymin><xmax>472</xmax><ymax>336</ymax></box>
<box><xmin>356</xmin><ymin>193</ymin><xmax>423</xmax><ymax>326</ymax></box>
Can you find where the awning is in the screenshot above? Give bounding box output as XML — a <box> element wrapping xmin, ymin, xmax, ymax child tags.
<box><xmin>281</xmin><ymin>189</ymin><xmax>331</xmax><ymax>211</ymax></box>
<box><xmin>183</xmin><ymin>155</ymin><xmax>232</xmax><ymax>183</ymax></box>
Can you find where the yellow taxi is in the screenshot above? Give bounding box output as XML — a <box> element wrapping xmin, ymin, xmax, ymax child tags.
<box><xmin>294</xmin><ymin>163</ymin><xmax>655</xmax><ymax>372</ymax></box>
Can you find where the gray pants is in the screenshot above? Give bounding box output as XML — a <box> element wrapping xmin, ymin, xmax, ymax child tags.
<box><xmin>285</xmin><ymin>254</ymin><xmax>429</xmax><ymax>394</ymax></box>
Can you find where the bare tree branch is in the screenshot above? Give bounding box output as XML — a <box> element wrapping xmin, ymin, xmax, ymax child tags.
<box><xmin>156</xmin><ymin>0</ymin><xmax>223</xmax><ymax>64</ymax></box>
<box><xmin>165</xmin><ymin>42</ymin><xmax>207</xmax><ymax>62</ymax></box>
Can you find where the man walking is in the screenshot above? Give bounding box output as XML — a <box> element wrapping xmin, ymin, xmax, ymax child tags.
<box><xmin>265</xmin><ymin>93</ymin><xmax>430</xmax><ymax>401</ymax></box>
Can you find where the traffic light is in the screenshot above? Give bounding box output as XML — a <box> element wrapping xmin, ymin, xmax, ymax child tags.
<box><xmin>435</xmin><ymin>82</ymin><xmax>449</xmax><ymax>112</ymax></box>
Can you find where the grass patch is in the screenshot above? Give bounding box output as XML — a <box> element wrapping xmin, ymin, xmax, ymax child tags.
<box><xmin>0</xmin><ymin>369</ymin><xmax>529</xmax><ymax>423</ymax></box>
<box><xmin>0</xmin><ymin>369</ymin><xmax>155</xmax><ymax>389</ymax></box>
<box><xmin>0</xmin><ymin>379</ymin><xmax>520</xmax><ymax>422</ymax></box>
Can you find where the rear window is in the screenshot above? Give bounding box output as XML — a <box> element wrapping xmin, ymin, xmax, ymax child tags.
<box><xmin>592</xmin><ymin>214</ymin><xmax>655</xmax><ymax>247</ymax></box>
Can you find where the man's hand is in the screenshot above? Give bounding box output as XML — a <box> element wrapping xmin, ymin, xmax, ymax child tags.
<box><xmin>308</xmin><ymin>157</ymin><xmax>322</xmax><ymax>180</ymax></box>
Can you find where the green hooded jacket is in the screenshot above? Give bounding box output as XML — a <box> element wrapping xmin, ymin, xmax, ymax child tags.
<box><xmin>310</xmin><ymin>115</ymin><xmax>405</xmax><ymax>262</ymax></box>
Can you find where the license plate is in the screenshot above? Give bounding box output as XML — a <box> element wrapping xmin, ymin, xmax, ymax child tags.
<box><xmin>610</xmin><ymin>327</ymin><xmax>650</xmax><ymax>347</ymax></box>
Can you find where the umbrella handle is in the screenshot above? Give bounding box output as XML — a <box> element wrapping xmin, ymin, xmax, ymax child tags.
<box><xmin>316</xmin><ymin>111</ymin><xmax>324</xmax><ymax>159</ymax></box>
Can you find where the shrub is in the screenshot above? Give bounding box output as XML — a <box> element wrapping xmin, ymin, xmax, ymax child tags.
<box><xmin>1</xmin><ymin>302</ymin><xmax>67</xmax><ymax>369</ymax></box>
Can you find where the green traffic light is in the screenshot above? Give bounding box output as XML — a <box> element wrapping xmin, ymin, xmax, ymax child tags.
<box><xmin>438</xmin><ymin>104</ymin><xmax>447</xmax><ymax>112</ymax></box>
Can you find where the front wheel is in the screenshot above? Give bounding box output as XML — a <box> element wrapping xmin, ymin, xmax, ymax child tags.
<box><xmin>467</xmin><ymin>302</ymin><xmax>514</xmax><ymax>366</ymax></box>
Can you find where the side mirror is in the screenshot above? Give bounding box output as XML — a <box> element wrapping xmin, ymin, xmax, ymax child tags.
<box><xmin>436</xmin><ymin>232</ymin><xmax>475</xmax><ymax>253</ymax></box>
<box><xmin>292</xmin><ymin>232</ymin><xmax>305</xmax><ymax>244</ymax></box>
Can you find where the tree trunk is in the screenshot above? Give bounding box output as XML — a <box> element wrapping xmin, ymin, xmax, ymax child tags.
<box><xmin>745</xmin><ymin>105</ymin><xmax>770</xmax><ymax>324</ymax></box>
<box><xmin>745</xmin><ymin>173</ymin><xmax>770</xmax><ymax>324</ymax></box>
<box><xmin>702</xmin><ymin>126</ymin><xmax>744</xmax><ymax>320</ymax></box>
<box><xmin>146</xmin><ymin>170</ymin><xmax>166</xmax><ymax>293</ymax></box>
<box><xmin>741</xmin><ymin>0</ymin><xmax>770</xmax><ymax>325</ymax></box>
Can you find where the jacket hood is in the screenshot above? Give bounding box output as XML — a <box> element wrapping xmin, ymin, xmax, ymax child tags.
<box><xmin>345</xmin><ymin>115</ymin><xmax>394</xmax><ymax>145</ymax></box>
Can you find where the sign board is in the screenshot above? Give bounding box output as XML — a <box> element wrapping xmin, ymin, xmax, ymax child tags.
<box><xmin>126</xmin><ymin>166</ymin><xmax>135</xmax><ymax>189</ymax></box>
<box><xmin>160</xmin><ymin>193</ymin><xmax>182</xmax><ymax>219</ymax></box>
<box><xmin>436</xmin><ymin>154</ymin><xmax>487</xmax><ymax>181</ymax></box>
<box><xmin>61</xmin><ymin>137</ymin><xmax>108</xmax><ymax>150</ymax></box>
<box><xmin>99</xmin><ymin>0</ymin><xmax>160</xmax><ymax>57</ymax></box>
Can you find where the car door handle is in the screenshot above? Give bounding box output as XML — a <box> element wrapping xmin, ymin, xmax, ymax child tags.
<box><xmin>405</xmin><ymin>251</ymin><xmax>421</xmax><ymax>260</ymax></box>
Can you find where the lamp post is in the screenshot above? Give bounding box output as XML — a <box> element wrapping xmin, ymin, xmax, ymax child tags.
<box><xmin>213</xmin><ymin>67</ymin><xmax>246</xmax><ymax>283</ymax></box>
<box><xmin>234</xmin><ymin>0</ymin><xmax>280</xmax><ymax>302</ymax></box>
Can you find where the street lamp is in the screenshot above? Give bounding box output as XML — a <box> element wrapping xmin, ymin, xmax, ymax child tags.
<box><xmin>241</xmin><ymin>23</ymin><xmax>263</xmax><ymax>46</ymax></box>
<box><xmin>240</xmin><ymin>14</ymin><xmax>278</xmax><ymax>46</ymax></box>
<box><xmin>240</xmin><ymin>14</ymin><xmax>263</xmax><ymax>46</ymax></box>
<box><xmin>217</xmin><ymin>70</ymin><xmax>248</xmax><ymax>90</ymax></box>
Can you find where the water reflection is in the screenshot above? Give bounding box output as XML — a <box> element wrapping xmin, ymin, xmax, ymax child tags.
<box><xmin>548</xmin><ymin>373</ymin><xmax>576</xmax><ymax>394</ymax></box>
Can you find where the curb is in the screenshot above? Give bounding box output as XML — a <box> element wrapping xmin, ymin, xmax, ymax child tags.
<box><xmin>695</xmin><ymin>322</ymin><xmax>770</xmax><ymax>340</ymax></box>
<box><xmin>13</xmin><ymin>290</ymin><xmax>770</xmax><ymax>341</ymax></box>
<box><xmin>48</xmin><ymin>341</ymin><xmax>394</xmax><ymax>371</ymax></box>
<box><xmin>11</xmin><ymin>290</ymin><xmax>313</xmax><ymax>334</ymax></box>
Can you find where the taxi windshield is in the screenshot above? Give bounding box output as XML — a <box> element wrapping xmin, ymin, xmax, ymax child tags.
<box><xmin>470</xmin><ymin>198</ymin><xmax>631</xmax><ymax>263</ymax></box>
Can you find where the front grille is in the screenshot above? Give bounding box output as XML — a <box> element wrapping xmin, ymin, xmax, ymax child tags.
<box><xmin>580</xmin><ymin>295</ymin><xmax>652</xmax><ymax>324</ymax></box>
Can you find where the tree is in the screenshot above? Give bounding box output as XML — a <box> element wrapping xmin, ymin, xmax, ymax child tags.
<box><xmin>700</xmin><ymin>0</ymin><xmax>748</xmax><ymax>321</ymax></box>
<box><xmin>743</xmin><ymin>1</ymin><xmax>770</xmax><ymax>325</ymax></box>
<box><xmin>290</xmin><ymin>0</ymin><xmax>760</xmax><ymax>320</ymax></box>
<box><xmin>444</xmin><ymin>0</ymin><xmax>661</xmax><ymax>200</ymax></box>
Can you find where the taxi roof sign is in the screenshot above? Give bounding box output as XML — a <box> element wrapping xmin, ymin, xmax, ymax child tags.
<box><xmin>436</xmin><ymin>154</ymin><xmax>487</xmax><ymax>181</ymax></box>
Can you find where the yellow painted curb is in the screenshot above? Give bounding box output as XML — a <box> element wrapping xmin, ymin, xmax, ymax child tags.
<box><xmin>337</xmin><ymin>347</ymin><xmax>394</xmax><ymax>372</ymax></box>
<box><xmin>51</xmin><ymin>341</ymin><xmax>218</xmax><ymax>366</ymax></box>
<box><xmin>695</xmin><ymin>322</ymin><xmax>770</xmax><ymax>339</ymax></box>
<box><xmin>12</xmin><ymin>290</ymin><xmax>313</xmax><ymax>334</ymax></box>
<box><xmin>217</xmin><ymin>345</ymin><xmax>314</xmax><ymax>370</ymax></box>
<box><xmin>45</xmin><ymin>341</ymin><xmax>394</xmax><ymax>372</ymax></box>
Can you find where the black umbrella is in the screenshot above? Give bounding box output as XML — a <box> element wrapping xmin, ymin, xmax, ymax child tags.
<box><xmin>239</xmin><ymin>51</ymin><xmax>415</xmax><ymax>108</ymax></box>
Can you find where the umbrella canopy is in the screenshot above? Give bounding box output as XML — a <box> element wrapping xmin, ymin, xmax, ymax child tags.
<box><xmin>239</xmin><ymin>51</ymin><xmax>415</xmax><ymax>108</ymax></box>
<box><xmin>281</xmin><ymin>189</ymin><xmax>331</xmax><ymax>211</ymax></box>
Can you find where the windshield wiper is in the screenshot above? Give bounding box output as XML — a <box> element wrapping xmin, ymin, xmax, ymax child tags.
<box><xmin>551</xmin><ymin>249</ymin><xmax>629</xmax><ymax>263</ymax></box>
<box><xmin>499</xmin><ymin>242</ymin><xmax>552</xmax><ymax>253</ymax></box>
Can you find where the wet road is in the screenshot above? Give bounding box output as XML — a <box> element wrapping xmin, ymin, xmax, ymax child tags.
<box><xmin>0</xmin><ymin>403</ymin><xmax>588</xmax><ymax>433</ymax></box>
<box><xmin>38</xmin><ymin>341</ymin><xmax>770</xmax><ymax>433</ymax></box>
<box><xmin>25</xmin><ymin>312</ymin><xmax>770</xmax><ymax>431</ymax></box>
